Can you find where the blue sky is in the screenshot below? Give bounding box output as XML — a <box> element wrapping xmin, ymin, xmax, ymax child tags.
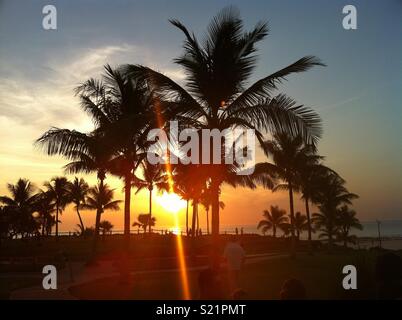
<box><xmin>0</xmin><ymin>0</ymin><xmax>401</xmax><ymax>229</ymax></box>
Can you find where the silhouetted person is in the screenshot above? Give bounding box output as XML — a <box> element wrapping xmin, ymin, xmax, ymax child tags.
<box><xmin>280</xmin><ymin>279</ymin><xmax>306</xmax><ymax>300</ymax></box>
<box><xmin>235</xmin><ymin>228</ymin><xmax>239</xmax><ymax>236</ymax></box>
<box><xmin>223</xmin><ymin>236</ymin><xmax>245</xmax><ymax>292</ymax></box>
<box><xmin>241</xmin><ymin>227</ymin><xmax>244</xmax><ymax>236</ymax></box>
<box><xmin>375</xmin><ymin>252</ymin><xmax>402</xmax><ymax>299</ymax></box>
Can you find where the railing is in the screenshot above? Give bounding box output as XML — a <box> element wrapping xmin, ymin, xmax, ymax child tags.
<box><xmin>49</xmin><ymin>228</ymin><xmax>252</xmax><ymax>237</ymax></box>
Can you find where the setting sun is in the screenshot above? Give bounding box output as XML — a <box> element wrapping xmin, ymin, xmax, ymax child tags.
<box><xmin>156</xmin><ymin>192</ymin><xmax>187</xmax><ymax>213</ymax></box>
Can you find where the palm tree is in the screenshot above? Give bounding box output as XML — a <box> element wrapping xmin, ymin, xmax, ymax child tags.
<box><xmin>312</xmin><ymin>172</ymin><xmax>358</xmax><ymax>251</ymax></box>
<box><xmin>75</xmin><ymin>65</ymin><xmax>156</xmax><ymax>242</ymax></box>
<box><xmin>255</xmin><ymin>133</ymin><xmax>319</xmax><ymax>255</ymax></box>
<box><xmin>294</xmin><ymin>212</ymin><xmax>308</xmax><ymax>240</ymax></box>
<box><xmin>132</xmin><ymin>161</ymin><xmax>169</xmax><ymax>233</ymax></box>
<box><xmin>126</xmin><ymin>7</ymin><xmax>324</xmax><ymax>242</ymax></box>
<box><xmin>67</xmin><ymin>177</ymin><xmax>89</xmax><ymax>234</ymax></box>
<box><xmin>171</xmin><ymin>163</ymin><xmax>207</xmax><ymax>237</ymax></box>
<box><xmin>337</xmin><ymin>205</ymin><xmax>362</xmax><ymax>248</ymax></box>
<box><xmin>257</xmin><ymin>205</ymin><xmax>288</xmax><ymax>237</ymax></box>
<box><xmin>84</xmin><ymin>183</ymin><xmax>121</xmax><ymax>254</ymax></box>
<box><xmin>33</xmin><ymin>190</ymin><xmax>56</xmax><ymax>236</ymax></box>
<box><xmin>99</xmin><ymin>220</ymin><xmax>114</xmax><ymax>237</ymax></box>
<box><xmin>133</xmin><ymin>213</ymin><xmax>156</xmax><ymax>234</ymax></box>
<box><xmin>0</xmin><ymin>206</ymin><xmax>8</xmax><ymax>243</ymax></box>
<box><xmin>36</xmin><ymin>131</ymin><xmax>116</xmax><ymax>238</ymax></box>
<box><xmin>173</xmin><ymin>179</ymin><xmax>192</xmax><ymax>236</ymax></box>
<box><xmin>43</xmin><ymin>177</ymin><xmax>70</xmax><ymax>238</ymax></box>
<box><xmin>37</xmin><ymin>129</ymin><xmax>114</xmax><ymax>192</ymax></box>
<box><xmin>200</xmin><ymin>188</ymin><xmax>225</xmax><ymax>235</ymax></box>
<box><xmin>279</xmin><ymin>222</ymin><xmax>292</xmax><ymax>237</ymax></box>
<box><xmin>0</xmin><ymin>179</ymin><xmax>37</xmax><ymax>238</ymax></box>
<box><xmin>298</xmin><ymin>162</ymin><xmax>329</xmax><ymax>251</ymax></box>
<box><xmin>36</xmin><ymin>64</ymin><xmax>156</xmax><ymax>244</ymax></box>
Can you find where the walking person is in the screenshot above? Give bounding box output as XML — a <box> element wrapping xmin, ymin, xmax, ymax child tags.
<box><xmin>223</xmin><ymin>236</ymin><xmax>246</xmax><ymax>293</ymax></box>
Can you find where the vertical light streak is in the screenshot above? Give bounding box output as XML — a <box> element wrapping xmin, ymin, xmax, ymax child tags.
<box><xmin>155</xmin><ymin>102</ymin><xmax>190</xmax><ymax>300</ymax></box>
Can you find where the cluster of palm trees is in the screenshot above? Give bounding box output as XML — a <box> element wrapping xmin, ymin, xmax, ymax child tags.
<box><xmin>258</xmin><ymin>204</ymin><xmax>362</xmax><ymax>249</ymax></box>
<box><xmin>2</xmin><ymin>7</ymin><xmax>357</xmax><ymax>256</ymax></box>
<box><xmin>256</xmin><ymin>132</ymin><xmax>360</xmax><ymax>253</ymax></box>
<box><xmin>0</xmin><ymin>177</ymin><xmax>120</xmax><ymax>243</ymax></box>
<box><xmin>30</xmin><ymin>7</ymin><xmax>327</xmax><ymax>249</ymax></box>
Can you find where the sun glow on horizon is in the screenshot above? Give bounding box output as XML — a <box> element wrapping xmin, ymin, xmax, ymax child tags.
<box><xmin>156</xmin><ymin>192</ymin><xmax>187</xmax><ymax>213</ymax></box>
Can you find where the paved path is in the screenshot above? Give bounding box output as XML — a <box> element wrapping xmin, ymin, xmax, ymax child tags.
<box><xmin>9</xmin><ymin>253</ymin><xmax>285</xmax><ymax>300</ymax></box>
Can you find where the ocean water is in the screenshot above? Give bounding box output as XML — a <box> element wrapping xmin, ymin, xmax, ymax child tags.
<box><xmin>220</xmin><ymin>220</ymin><xmax>402</xmax><ymax>238</ymax></box>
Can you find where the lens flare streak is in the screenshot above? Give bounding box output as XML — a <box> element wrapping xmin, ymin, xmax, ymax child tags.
<box><xmin>155</xmin><ymin>102</ymin><xmax>190</xmax><ymax>300</ymax></box>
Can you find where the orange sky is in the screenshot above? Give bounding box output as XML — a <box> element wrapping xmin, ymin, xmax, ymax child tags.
<box><xmin>1</xmin><ymin>1</ymin><xmax>401</xmax><ymax>231</ymax></box>
<box><xmin>0</xmin><ymin>132</ymin><xmax>316</xmax><ymax>234</ymax></box>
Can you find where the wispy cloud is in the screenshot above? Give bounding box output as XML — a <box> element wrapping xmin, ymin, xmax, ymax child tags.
<box><xmin>0</xmin><ymin>42</ymin><xmax>185</xmax><ymax>194</ymax></box>
<box><xmin>0</xmin><ymin>43</ymin><xmax>185</xmax><ymax>128</ymax></box>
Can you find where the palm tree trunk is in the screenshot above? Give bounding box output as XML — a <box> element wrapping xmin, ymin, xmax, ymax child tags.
<box><xmin>196</xmin><ymin>208</ymin><xmax>199</xmax><ymax>234</ymax></box>
<box><xmin>186</xmin><ymin>200</ymin><xmax>189</xmax><ymax>236</ymax></box>
<box><xmin>55</xmin><ymin>204</ymin><xmax>59</xmax><ymax>238</ymax></box>
<box><xmin>343</xmin><ymin>227</ymin><xmax>348</xmax><ymax>248</ymax></box>
<box><xmin>288</xmin><ymin>182</ymin><xmax>296</xmax><ymax>257</ymax></box>
<box><xmin>41</xmin><ymin>220</ymin><xmax>45</xmax><ymax>236</ymax></box>
<box><xmin>124</xmin><ymin>174</ymin><xmax>132</xmax><ymax>240</ymax></box>
<box><xmin>148</xmin><ymin>188</ymin><xmax>152</xmax><ymax>234</ymax></box>
<box><xmin>305</xmin><ymin>197</ymin><xmax>312</xmax><ymax>253</ymax></box>
<box><xmin>92</xmin><ymin>178</ymin><xmax>104</xmax><ymax>257</ymax></box>
<box><xmin>93</xmin><ymin>208</ymin><xmax>102</xmax><ymax>254</ymax></box>
<box><xmin>206</xmin><ymin>208</ymin><xmax>210</xmax><ymax>235</ymax></box>
<box><xmin>210</xmin><ymin>178</ymin><xmax>220</xmax><ymax>244</ymax></box>
<box><xmin>328</xmin><ymin>219</ymin><xmax>333</xmax><ymax>252</ymax></box>
<box><xmin>329</xmin><ymin>232</ymin><xmax>333</xmax><ymax>252</ymax></box>
<box><xmin>273</xmin><ymin>225</ymin><xmax>276</xmax><ymax>238</ymax></box>
<box><xmin>191</xmin><ymin>201</ymin><xmax>197</xmax><ymax>237</ymax></box>
<box><xmin>76</xmin><ymin>206</ymin><xmax>85</xmax><ymax>234</ymax></box>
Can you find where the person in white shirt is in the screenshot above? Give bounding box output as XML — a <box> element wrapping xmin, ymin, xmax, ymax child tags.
<box><xmin>223</xmin><ymin>236</ymin><xmax>246</xmax><ymax>292</ymax></box>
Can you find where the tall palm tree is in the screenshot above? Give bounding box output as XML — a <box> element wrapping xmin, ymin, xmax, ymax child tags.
<box><xmin>84</xmin><ymin>183</ymin><xmax>121</xmax><ymax>253</ymax></box>
<box><xmin>257</xmin><ymin>205</ymin><xmax>288</xmax><ymax>237</ymax></box>
<box><xmin>36</xmin><ymin>65</ymin><xmax>156</xmax><ymax>244</ymax></box>
<box><xmin>67</xmin><ymin>177</ymin><xmax>89</xmax><ymax>234</ymax></box>
<box><xmin>337</xmin><ymin>205</ymin><xmax>362</xmax><ymax>248</ymax></box>
<box><xmin>126</xmin><ymin>7</ymin><xmax>324</xmax><ymax>242</ymax></box>
<box><xmin>132</xmin><ymin>161</ymin><xmax>169</xmax><ymax>233</ymax></box>
<box><xmin>312</xmin><ymin>172</ymin><xmax>358</xmax><ymax>251</ymax></box>
<box><xmin>76</xmin><ymin>65</ymin><xmax>156</xmax><ymax>242</ymax></box>
<box><xmin>43</xmin><ymin>177</ymin><xmax>70</xmax><ymax>238</ymax></box>
<box><xmin>255</xmin><ymin>133</ymin><xmax>319</xmax><ymax>255</ymax></box>
<box><xmin>0</xmin><ymin>179</ymin><xmax>37</xmax><ymax>238</ymax></box>
<box><xmin>293</xmin><ymin>212</ymin><xmax>308</xmax><ymax>240</ymax></box>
